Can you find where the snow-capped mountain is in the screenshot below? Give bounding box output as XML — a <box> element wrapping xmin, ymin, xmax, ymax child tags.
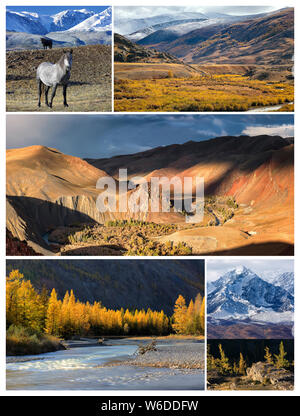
<box><xmin>114</xmin><ymin>12</ymin><xmax>208</xmax><ymax>36</ymax></box>
<box><xmin>128</xmin><ymin>18</ymin><xmax>208</xmax><ymax>41</ymax></box>
<box><xmin>6</xmin><ymin>8</ymin><xmax>111</xmax><ymax>34</ymax></box>
<box><xmin>272</xmin><ymin>272</ymin><xmax>294</xmax><ymax>295</ymax></box>
<box><xmin>6</xmin><ymin>10</ymin><xmax>52</xmax><ymax>34</ymax></box>
<box><xmin>50</xmin><ymin>9</ymin><xmax>94</xmax><ymax>31</ymax></box>
<box><xmin>67</xmin><ymin>8</ymin><xmax>112</xmax><ymax>32</ymax></box>
<box><xmin>207</xmin><ymin>266</ymin><xmax>294</xmax><ymax>322</ymax></box>
<box><xmin>115</xmin><ymin>10</ymin><xmax>269</xmax><ymax>41</ymax></box>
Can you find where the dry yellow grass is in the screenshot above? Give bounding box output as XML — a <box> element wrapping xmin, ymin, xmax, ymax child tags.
<box><xmin>6</xmin><ymin>45</ymin><xmax>112</xmax><ymax>112</ymax></box>
<box><xmin>114</xmin><ymin>63</ymin><xmax>294</xmax><ymax>112</ymax></box>
<box><xmin>114</xmin><ymin>62</ymin><xmax>199</xmax><ymax>80</ymax></box>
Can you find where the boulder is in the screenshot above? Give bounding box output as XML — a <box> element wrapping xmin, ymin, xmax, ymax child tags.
<box><xmin>246</xmin><ymin>362</ymin><xmax>293</xmax><ymax>389</ymax></box>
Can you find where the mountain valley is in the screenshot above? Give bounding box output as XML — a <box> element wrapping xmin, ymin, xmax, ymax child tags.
<box><xmin>6</xmin><ymin>135</ymin><xmax>294</xmax><ymax>256</ymax></box>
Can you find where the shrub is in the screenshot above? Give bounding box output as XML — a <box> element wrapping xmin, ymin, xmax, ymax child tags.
<box><xmin>6</xmin><ymin>325</ymin><xmax>62</xmax><ymax>355</ymax></box>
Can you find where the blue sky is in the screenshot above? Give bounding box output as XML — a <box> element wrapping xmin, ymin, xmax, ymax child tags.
<box><xmin>207</xmin><ymin>259</ymin><xmax>294</xmax><ymax>282</ymax></box>
<box><xmin>7</xmin><ymin>6</ymin><xmax>109</xmax><ymax>15</ymax></box>
<box><xmin>6</xmin><ymin>114</ymin><xmax>294</xmax><ymax>159</ymax></box>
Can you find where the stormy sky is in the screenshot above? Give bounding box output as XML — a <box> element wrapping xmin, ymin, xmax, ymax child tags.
<box><xmin>6</xmin><ymin>114</ymin><xmax>294</xmax><ymax>159</ymax></box>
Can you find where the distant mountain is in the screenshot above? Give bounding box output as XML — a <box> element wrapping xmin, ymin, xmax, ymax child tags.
<box><xmin>133</xmin><ymin>12</ymin><xmax>269</xmax><ymax>44</ymax></box>
<box><xmin>132</xmin><ymin>8</ymin><xmax>293</xmax><ymax>65</ymax></box>
<box><xmin>116</xmin><ymin>11</ymin><xmax>269</xmax><ymax>40</ymax></box>
<box><xmin>6</xmin><ymin>8</ymin><xmax>111</xmax><ymax>34</ymax></box>
<box><xmin>49</xmin><ymin>9</ymin><xmax>95</xmax><ymax>32</ymax></box>
<box><xmin>114</xmin><ymin>12</ymin><xmax>209</xmax><ymax>37</ymax></box>
<box><xmin>207</xmin><ymin>266</ymin><xmax>294</xmax><ymax>323</ymax></box>
<box><xmin>6</xmin><ymin>259</ymin><xmax>204</xmax><ymax>315</ymax></box>
<box><xmin>67</xmin><ymin>8</ymin><xmax>112</xmax><ymax>32</ymax></box>
<box><xmin>6</xmin><ymin>10</ymin><xmax>52</xmax><ymax>34</ymax></box>
<box><xmin>128</xmin><ymin>18</ymin><xmax>208</xmax><ymax>42</ymax></box>
<box><xmin>6</xmin><ymin>8</ymin><xmax>112</xmax><ymax>49</ymax></box>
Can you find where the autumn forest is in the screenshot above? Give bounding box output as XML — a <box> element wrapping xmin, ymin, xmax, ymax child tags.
<box><xmin>6</xmin><ymin>269</ymin><xmax>205</xmax><ymax>344</ymax></box>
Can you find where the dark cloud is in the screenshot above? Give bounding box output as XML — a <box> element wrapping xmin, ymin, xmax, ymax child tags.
<box><xmin>6</xmin><ymin>114</ymin><xmax>294</xmax><ymax>159</ymax></box>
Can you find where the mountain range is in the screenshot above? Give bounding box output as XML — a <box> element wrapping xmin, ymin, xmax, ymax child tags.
<box><xmin>207</xmin><ymin>266</ymin><xmax>294</xmax><ymax>338</ymax></box>
<box><xmin>6</xmin><ymin>8</ymin><xmax>112</xmax><ymax>34</ymax></box>
<box><xmin>115</xmin><ymin>8</ymin><xmax>293</xmax><ymax>66</ymax></box>
<box><xmin>115</xmin><ymin>10</ymin><xmax>268</xmax><ymax>40</ymax></box>
<box><xmin>208</xmin><ymin>266</ymin><xmax>294</xmax><ymax>319</ymax></box>
<box><xmin>6</xmin><ymin>7</ymin><xmax>112</xmax><ymax>49</ymax></box>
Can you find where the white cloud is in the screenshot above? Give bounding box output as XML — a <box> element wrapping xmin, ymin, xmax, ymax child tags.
<box><xmin>242</xmin><ymin>124</ymin><xmax>294</xmax><ymax>138</ymax></box>
<box><xmin>114</xmin><ymin>6</ymin><xmax>278</xmax><ymax>21</ymax></box>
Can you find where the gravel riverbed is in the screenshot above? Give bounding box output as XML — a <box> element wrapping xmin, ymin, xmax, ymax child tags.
<box><xmin>104</xmin><ymin>340</ymin><xmax>205</xmax><ymax>369</ymax></box>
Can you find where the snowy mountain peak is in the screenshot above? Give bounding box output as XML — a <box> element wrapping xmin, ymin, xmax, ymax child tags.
<box><xmin>6</xmin><ymin>7</ymin><xmax>111</xmax><ymax>35</ymax></box>
<box><xmin>208</xmin><ymin>266</ymin><xmax>294</xmax><ymax>322</ymax></box>
<box><xmin>67</xmin><ymin>7</ymin><xmax>112</xmax><ymax>32</ymax></box>
<box><xmin>215</xmin><ymin>266</ymin><xmax>258</xmax><ymax>290</ymax></box>
<box><xmin>234</xmin><ymin>265</ymin><xmax>247</xmax><ymax>274</ymax></box>
<box><xmin>51</xmin><ymin>9</ymin><xmax>95</xmax><ymax>31</ymax></box>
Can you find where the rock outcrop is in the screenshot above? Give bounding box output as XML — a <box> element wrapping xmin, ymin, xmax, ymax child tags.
<box><xmin>114</xmin><ymin>33</ymin><xmax>182</xmax><ymax>63</ymax></box>
<box><xmin>246</xmin><ymin>362</ymin><xmax>294</xmax><ymax>390</ymax></box>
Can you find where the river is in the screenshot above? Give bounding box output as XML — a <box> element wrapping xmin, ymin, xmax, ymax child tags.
<box><xmin>6</xmin><ymin>340</ymin><xmax>205</xmax><ymax>390</ymax></box>
<box><xmin>246</xmin><ymin>102</ymin><xmax>293</xmax><ymax>112</ymax></box>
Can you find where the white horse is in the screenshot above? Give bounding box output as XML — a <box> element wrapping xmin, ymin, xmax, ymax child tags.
<box><xmin>37</xmin><ymin>50</ymin><xmax>73</xmax><ymax>108</ymax></box>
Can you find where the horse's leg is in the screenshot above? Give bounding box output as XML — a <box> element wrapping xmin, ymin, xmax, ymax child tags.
<box><xmin>37</xmin><ymin>80</ymin><xmax>42</xmax><ymax>107</ymax></box>
<box><xmin>49</xmin><ymin>84</ymin><xmax>58</xmax><ymax>108</ymax></box>
<box><xmin>45</xmin><ymin>86</ymin><xmax>50</xmax><ymax>107</ymax></box>
<box><xmin>63</xmin><ymin>84</ymin><xmax>69</xmax><ymax>107</ymax></box>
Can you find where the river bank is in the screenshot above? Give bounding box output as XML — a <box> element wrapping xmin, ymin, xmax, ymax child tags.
<box><xmin>247</xmin><ymin>102</ymin><xmax>294</xmax><ymax>112</ymax></box>
<box><xmin>7</xmin><ymin>338</ymin><xmax>205</xmax><ymax>390</ymax></box>
<box><xmin>104</xmin><ymin>339</ymin><xmax>204</xmax><ymax>369</ymax></box>
<box><xmin>6</xmin><ymin>326</ymin><xmax>65</xmax><ymax>356</ymax></box>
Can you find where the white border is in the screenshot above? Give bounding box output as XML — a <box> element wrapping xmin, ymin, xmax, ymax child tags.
<box><xmin>2</xmin><ymin>0</ymin><xmax>298</xmax><ymax>398</ymax></box>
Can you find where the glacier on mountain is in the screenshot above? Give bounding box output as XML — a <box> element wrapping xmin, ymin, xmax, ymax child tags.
<box><xmin>207</xmin><ymin>266</ymin><xmax>294</xmax><ymax>322</ymax></box>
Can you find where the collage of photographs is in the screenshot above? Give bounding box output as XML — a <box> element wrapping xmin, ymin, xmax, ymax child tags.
<box><xmin>4</xmin><ymin>0</ymin><xmax>296</xmax><ymax>399</ymax></box>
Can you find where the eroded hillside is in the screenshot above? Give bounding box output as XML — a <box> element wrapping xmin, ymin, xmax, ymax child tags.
<box><xmin>6</xmin><ymin>135</ymin><xmax>294</xmax><ymax>256</ymax></box>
